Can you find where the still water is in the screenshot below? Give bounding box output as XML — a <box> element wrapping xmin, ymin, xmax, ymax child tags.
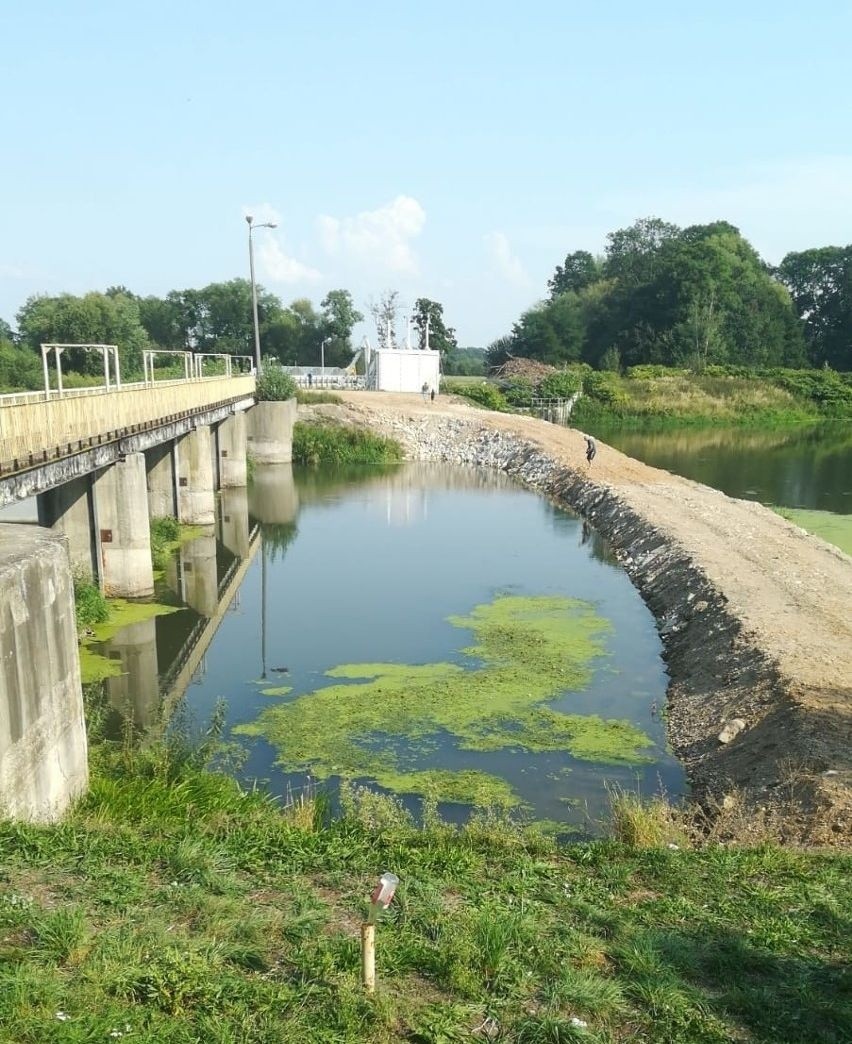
<box><xmin>597</xmin><ymin>422</ymin><xmax>852</xmax><ymax>514</ymax></box>
<box><xmin>90</xmin><ymin>463</ymin><xmax>678</xmax><ymax>831</ymax></box>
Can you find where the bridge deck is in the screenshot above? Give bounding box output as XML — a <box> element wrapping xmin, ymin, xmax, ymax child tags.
<box><xmin>0</xmin><ymin>375</ymin><xmax>255</xmax><ymax>477</ymax></box>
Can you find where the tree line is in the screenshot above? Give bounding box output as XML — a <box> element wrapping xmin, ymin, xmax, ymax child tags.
<box><xmin>487</xmin><ymin>218</ymin><xmax>852</xmax><ymax>372</ymax></box>
<box><xmin>0</xmin><ymin>282</ymin><xmax>474</xmax><ymax>391</ymax></box>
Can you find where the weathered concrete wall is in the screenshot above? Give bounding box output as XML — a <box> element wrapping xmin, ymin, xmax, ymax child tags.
<box><xmin>176</xmin><ymin>427</ymin><xmax>216</xmax><ymax>525</ymax></box>
<box><xmin>0</xmin><ymin>525</ymin><xmax>88</xmax><ymax>822</ymax></box>
<box><xmin>246</xmin><ymin>400</ymin><xmax>297</xmax><ymax>464</ymax></box>
<box><xmin>37</xmin><ymin>474</ymin><xmax>97</xmax><ymax>579</ymax></box>
<box><xmin>217</xmin><ymin>412</ymin><xmax>248</xmax><ymax>487</ymax></box>
<box><xmin>93</xmin><ymin>453</ymin><xmax>155</xmax><ymax>598</ymax></box>
<box><xmin>145</xmin><ymin>442</ymin><xmax>178</xmax><ymax>519</ymax></box>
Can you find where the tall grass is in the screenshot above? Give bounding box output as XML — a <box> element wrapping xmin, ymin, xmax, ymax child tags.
<box><xmin>72</xmin><ymin>572</ymin><xmax>108</xmax><ymax>631</ymax></box>
<box><xmin>292</xmin><ymin>420</ymin><xmax>403</xmax><ymax>465</ymax></box>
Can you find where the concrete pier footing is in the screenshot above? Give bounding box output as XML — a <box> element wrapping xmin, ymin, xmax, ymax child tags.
<box><xmin>246</xmin><ymin>400</ymin><xmax>297</xmax><ymax>464</ymax></box>
<box><xmin>217</xmin><ymin>412</ymin><xmax>248</xmax><ymax>488</ymax></box>
<box><xmin>37</xmin><ymin>474</ymin><xmax>98</xmax><ymax>579</ymax></box>
<box><xmin>94</xmin><ymin>453</ymin><xmax>155</xmax><ymax>598</ymax></box>
<box><xmin>0</xmin><ymin>526</ymin><xmax>89</xmax><ymax>822</ymax></box>
<box><xmin>177</xmin><ymin>426</ymin><xmax>216</xmax><ymax>525</ymax></box>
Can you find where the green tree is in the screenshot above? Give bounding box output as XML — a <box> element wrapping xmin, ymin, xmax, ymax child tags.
<box><xmin>16</xmin><ymin>291</ymin><xmax>149</xmax><ymax>377</ymax></box>
<box><xmin>548</xmin><ymin>250</ymin><xmax>600</xmax><ymax>298</ymax></box>
<box><xmin>320</xmin><ymin>289</ymin><xmax>364</xmax><ymax>367</ymax></box>
<box><xmin>778</xmin><ymin>246</ymin><xmax>852</xmax><ymax>369</ymax></box>
<box><xmin>412</xmin><ymin>298</ymin><xmax>457</xmax><ymax>355</ymax></box>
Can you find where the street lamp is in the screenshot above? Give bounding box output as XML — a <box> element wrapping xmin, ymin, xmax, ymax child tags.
<box><xmin>246</xmin><ymin>215</ymin><xmax>277</xmax><ymax>374</ymax></box>
<box><xmin>321</xmin><ymin>336</ymin><xmax>331</xmax><ymax>381</ymax></box>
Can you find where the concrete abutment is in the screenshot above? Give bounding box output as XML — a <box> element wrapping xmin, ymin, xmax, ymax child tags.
<box><xmin>246</xmin><ymin>399</ymin><xmax>297</xmax><ymax>465</ymax></box>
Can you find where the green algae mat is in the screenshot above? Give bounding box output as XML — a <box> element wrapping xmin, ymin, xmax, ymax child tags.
<box><xmin>775</xmin><ymin>506</ymin><xmax>852</xmax><ymax>557</ymax></box>
<box><xmin>237</xmin><ymin>595</ymin><xmax>653</xmax><ymax>807</ymax></box>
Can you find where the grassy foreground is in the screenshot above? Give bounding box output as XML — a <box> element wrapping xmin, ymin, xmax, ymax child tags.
<box><xmin>1</xmin><ymin>748</ymin><xmax>849</xmax><ymax>1044</ymax></box>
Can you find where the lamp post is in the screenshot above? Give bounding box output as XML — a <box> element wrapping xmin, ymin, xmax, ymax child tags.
<box><xmin>246</xmin><ymin>215</ymin><xmax>277</xmax><ymax>375</ymax></box>
<box><xmin>321</xmin><ymin>336</ymin><xmax>331</xmax><ymax>382</ymax></box>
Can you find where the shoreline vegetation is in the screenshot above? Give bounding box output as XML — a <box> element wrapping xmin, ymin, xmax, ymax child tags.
<box><xmin>445</xmin><ymin>365</ymin><xmax>852</xmax><ymax>428</ymax></box>
<box><xmin>1</xmin><ymin>743</ymin><xmax>849</xmax><ymax>1043</ymax></box>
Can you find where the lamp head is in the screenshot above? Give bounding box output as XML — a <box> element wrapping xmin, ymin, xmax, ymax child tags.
<box><xmin>246</xmin><ymin>215</ymin><xmax>253</xmax><ymax>226</ymax></box>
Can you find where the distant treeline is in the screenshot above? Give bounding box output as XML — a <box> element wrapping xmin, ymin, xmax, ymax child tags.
<box><xmin>487</xmin><ymin>218</ymin><xmax>851</xmax><ymax>373</ymax></box>
<box><xmin>0</xmin><ymin>283</ymin><xmax>480</xmax><ymax>391</ymax></box>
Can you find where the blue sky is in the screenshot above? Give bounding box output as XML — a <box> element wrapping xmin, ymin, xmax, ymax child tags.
<box><xmin>2</xmin><ymin>1</ymin><xmax>850</xmax><ymax>346</ymax></box>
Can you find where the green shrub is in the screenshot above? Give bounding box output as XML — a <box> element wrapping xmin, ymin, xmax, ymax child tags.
<box><xmin>444</xmin><ymin>380</ymin><xmax>509</xmax><ymax>411</ymax></box>
<box><xmin>539</xmin><ymin>370</ymin><xmax>583</xmax><ymax>399</ymax></box>
<box><xmin>583</xmin><ymin>370</ymin><xmax>629</xmax><ymax>409</ymax></box>
<box><xmin>292</xmin><ymin>421</ymin><xmax>403</xmax><ymax>465</ymax></box>
<box><xmin>73</xmin><ymin>573</ymin><xmax>109</xmax><ymax>631</ymax></box>
<box><xmin>502</xmin><ymin>378</ymin><xmax>535</xmax><ymax>407</ymax></box>
<box><xmin>256</xmin><ymin>363</ymin><xmax>297</xmax><ymax>402</ymax></box>
<box><xmin>150</xmin><ymin>516</ymin><xmax>181</xmax><ymax>571</ymax></box>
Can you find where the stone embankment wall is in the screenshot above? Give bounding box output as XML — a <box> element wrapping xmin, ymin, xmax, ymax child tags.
<box><xmin>0</xmin><ymin>526</ymin><xmax>88</xmax><ymax>822</ymax></box>
<box><xmin>311</xmin><ymin>405</ymin><xmax>848</xmax><ymax>843</ymax></box>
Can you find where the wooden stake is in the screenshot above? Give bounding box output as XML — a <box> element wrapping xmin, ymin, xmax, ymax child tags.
<box><xmin>361</xmin><ymin>922</ymin><xmax>376</xmax><ymax>993</ymax></box>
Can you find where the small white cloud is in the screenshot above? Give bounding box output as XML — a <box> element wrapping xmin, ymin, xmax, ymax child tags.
<box><xmin>257</xmin><ymin>238</ymin><xmax>321</xmax><ymax>284</ymax></box>
<box><xmin>318</xmin><ymin>195</ymin><xmax>426</xmax><ymax>274</ymax></box>
<box><xmin>0</xmin><ymin>263</ymin><xmax>30</xmax><ymax>278</ymax></box>
<box><xmin>485</xmin><ymin>231</ymin><xmax>531</xmax><ymax>288</ymax></box>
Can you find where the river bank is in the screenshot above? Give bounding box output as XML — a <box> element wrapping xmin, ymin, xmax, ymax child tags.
<box><xmin>304</xmin><ymin>392</ymin><xmax>852</xmax><ymax>846</ymax></box>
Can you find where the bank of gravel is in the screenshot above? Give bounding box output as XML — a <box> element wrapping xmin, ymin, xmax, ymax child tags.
<box><xmin>301</xmin><ymin>395</ymin><xmax>852</xmax><ymax>846</ymax></box>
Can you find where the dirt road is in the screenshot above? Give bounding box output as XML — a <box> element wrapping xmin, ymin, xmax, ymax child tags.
<box><xmin>311</xmin><ymin>392</ymin><xmax>852</xmax><ymax>844</ymax></box>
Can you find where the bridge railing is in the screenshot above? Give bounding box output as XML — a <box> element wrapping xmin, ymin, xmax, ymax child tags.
<box><xmin>0</xmin><ymin>373</ymin><xmax>256</xmax><ymax>477</ymax></box>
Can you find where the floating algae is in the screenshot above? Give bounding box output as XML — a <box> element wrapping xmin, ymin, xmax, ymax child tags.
<box><xmin>237</xmin><ymin>595</ymin><xmax>654</xmax><ymax>806</ymax></box>
<box><xmin>79</xmin><ymin>598</ymin><xmax>183</xmax><ymax>685</ymax></box>
<box><xmin>774</xmin><ymin>506</ymin><xmax>852</xmax><ymax>557</ymax></box>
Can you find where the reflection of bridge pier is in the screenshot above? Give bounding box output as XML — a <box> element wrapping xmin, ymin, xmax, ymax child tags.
<box><xmin>104</xmin><ymin>617</ymin><xmax>160</xmax><ymax>731</ymax></box>
<box><xmin>177</xmin><ymin>531</ymin><xmax>219</xmax><ymax>618</ymax></box>
<box><xmin>219</xmin><ymin>487</ymin><xmax>250</xmax><ymax>558</ymax></box>
<box><xmin>248</xmin><ymin>464</ymin><xmax>300</xmax><ymax>525</ymax></box>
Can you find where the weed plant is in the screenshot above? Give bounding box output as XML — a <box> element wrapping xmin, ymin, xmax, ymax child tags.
<box><xmin>72</xmin><ymin>571</ymin><xmax>108</xmax><ymax>631</ymax></box>
<box><xmin>1</xmin><ymin>726</ymin><xmax>849</xmax><ymax>1044</ymax></box>
<box><xmin>292</xmin><ymin>420</ymin><xmax>403</xmax><ymax>466</ymax></box>
<box><xmin>149</xmin><ymin>516</ymin><xmax>181</xmax><ymax>572</ymax></box>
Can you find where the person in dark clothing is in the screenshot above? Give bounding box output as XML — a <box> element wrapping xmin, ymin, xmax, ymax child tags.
<box><xmin>584</xmin><ymin>435</ymin><xmax>596</xmax><ymax>466</ymax></box>
<box><xmin>430</xmin><ymin>387</ymin><xmax>436</xmax><ymax>403</ymax></box>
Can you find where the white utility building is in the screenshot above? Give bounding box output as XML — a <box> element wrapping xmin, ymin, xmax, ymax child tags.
<box><xmin>365</xmin><ymin>345</ymin><xmax>441</xmax><ymax>393</ymax></box>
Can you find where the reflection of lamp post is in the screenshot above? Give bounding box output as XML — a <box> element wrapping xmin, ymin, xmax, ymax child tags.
<box><xmin>246</xmin><ymin>215</ymin><xmax>277</xmax><ymax>375</ymax></box>
<box><xmin>321</xmin><ymin>337</ymin><xmax>331</xmax><ymax>381</ymax></box>
<box><xmin>261</xmin><ymin>536</ymin><xmax>267</xmax><ymax>680</ymax></box>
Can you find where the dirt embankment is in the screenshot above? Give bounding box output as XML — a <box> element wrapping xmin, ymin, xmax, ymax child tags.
<box><xmin>301</xmin><ymin>392</ymin><xmax>852</xmax><ymax>845</ymax></box>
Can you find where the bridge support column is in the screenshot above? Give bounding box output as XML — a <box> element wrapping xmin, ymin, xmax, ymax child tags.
<box><xmin>0</xmin><ymin>526</ymin><xmax>89</xmax><ymax>822</ymax></box>
<box><xmin>36</xmin><ymin>474</ymin><xmax>98</xmax><ymax>581</ymax></box>
<box><xmin>93</xmin><ymin>454</ymin><xmax>155</xmax><ymax>598</ymax></box>
<box><xmin>246</xmin><ymin>399</ymin><xmax>297</xmax><ymax>464</ymax></box>
<box><xmin>217</xmin><ymin>412</ymin><xmax>248</xmax><ymax>487</ymax></box>
<box><xmin>145</xmin><ymin>442</ymin><xmax>178</xmax><ymax>519</ymax></box>
<box><xmin>176</xmin><ymin>426</ymin><xmax>216</xmax><ymax>525</ymax></box>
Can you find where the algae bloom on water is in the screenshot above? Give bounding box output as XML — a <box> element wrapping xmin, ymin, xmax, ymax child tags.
<box><xmin>237</xmin><ymin>595</ymin><xmax>654</xmax><ymax>808</ymax></box>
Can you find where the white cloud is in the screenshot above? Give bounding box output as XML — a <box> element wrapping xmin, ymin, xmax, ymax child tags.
<box><xmin>484</xmin><ymin>231</ymin><xmax>531</xmax><ymax>288</ymax></box>
<box><xmin>257</xmin><ymin>238</ymin><xmax>321</xmax><ymax>284</ymax></box>
<box><xmin>318</xmin><ymin>195</ymin><xmax>426</xmax><ymax>274</ymax></box>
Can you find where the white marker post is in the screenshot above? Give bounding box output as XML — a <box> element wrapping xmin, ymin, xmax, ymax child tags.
<box><xmin>361</xmin><ymin>872</ymin><xmax>399</xmax><ymax>994</ymax></box>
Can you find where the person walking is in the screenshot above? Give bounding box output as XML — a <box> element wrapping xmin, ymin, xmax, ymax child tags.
<box><xmin>584</xmin><ymin>435</ymin><xmax>597</xmax><ymax>466</ymax></box>
<box><xmin>421</xmin><ymin>381</ymin><xmax>429</xmax><ymax>402</ymax></box>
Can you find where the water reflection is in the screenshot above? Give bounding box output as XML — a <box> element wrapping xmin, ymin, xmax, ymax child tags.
<box><xmin>600</xmin><ymin>422</ymin><xmax>852</xmax><ymax>513</ymax></box>
<box><xmin>85</xmin><ymin>463</ymin><xmax>678</xmax><ymax>830</ymax></box>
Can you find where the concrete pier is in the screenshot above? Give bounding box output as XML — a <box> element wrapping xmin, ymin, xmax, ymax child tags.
<box><xmin>177</xmin><ymin>426</ymin><xmax>216</xmax><ymax>525</ymax></box>
<box><xmin>217</xmin><ymin>412</ymin><xmax>248</xmax><ymax>487</ymax></box>
<box><xmin>37</xmin><ymin>474</ymin><xmax>98</xmax><ymax>580</ymax></box>
<box><xmin>246</xmin><ymin>400</ymin><xmax>297</xmax><ymax>464</ymax></box>
<box><xmin>94</xmin><ymin>453</ymin><xmax>155</xmax><ymax>598</ymax></box>
<box><xmin>145</xmin><ymin>442</ymin><xmax>178</xmax><ymax>519</ymax></box>
<box><xmin>0</xmin><ymin>526</ymin><xmax>89</xmax><ymax>822</ymax></box>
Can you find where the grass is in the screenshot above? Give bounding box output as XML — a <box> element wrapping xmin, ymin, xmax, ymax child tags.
<box><xmin>0</xmin><ymin>750</ymin><xmax>849</xmax><ymax>1043</ymax></box>
<box><xmin>292</xmin><ymin>420</ymin><xmax>403</xmax><ymax>466</ymax></box>
<box><xmin>149</xmin><ymin>516</ymin><xmax>206</xmax><ymax>574</ymax></box>
<box><xmin>72</xmin><ymin>572</ymin><xmax>109</xmax><ymax>632</ymax></box>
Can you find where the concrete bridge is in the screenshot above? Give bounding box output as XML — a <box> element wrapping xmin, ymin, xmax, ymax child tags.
<box><xmin>0</xmin><ymin>370</ymin><xmax>297</xmax><ymax>822</ymax></box>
